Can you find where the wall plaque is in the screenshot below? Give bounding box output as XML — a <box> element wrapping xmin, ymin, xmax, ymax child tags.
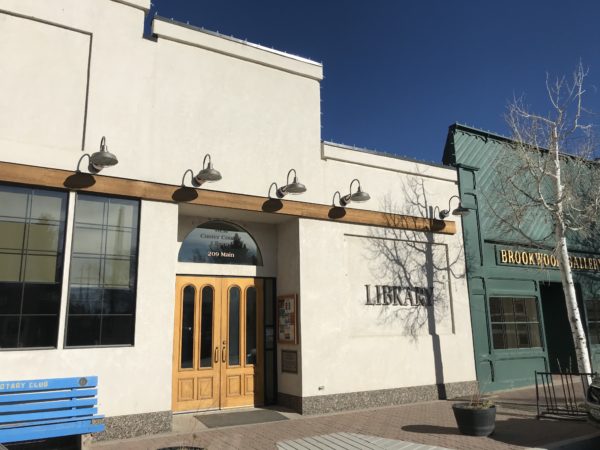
<box><xmin>281</xmin><ymin>350</ymin><xmax>298</xmax><ymax>374</ymax></box>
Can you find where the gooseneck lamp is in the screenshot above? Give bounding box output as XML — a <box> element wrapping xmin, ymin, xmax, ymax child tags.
<box><xmin>275</xmin><ymin>169</ymin><xmax>307</xmax><ymax>198</ymax></box>
<box><xmin>339</xmin><ymin>179</ymin><xmax>370</xmax><ymax>207</ymax></box>
<box><xmin>86</xmin><ymin>137</ymin><xmax>119</xmax><ymax>174</ymax></box>
<box><xmin>439</xmin><ymin>195</ymin><xmax>470</xmax><ymax>219</ymax></box>
<box><xmin>187</xmin><ymin>154</ymin><xmax>222</xmax><ymax>187</ymax></box>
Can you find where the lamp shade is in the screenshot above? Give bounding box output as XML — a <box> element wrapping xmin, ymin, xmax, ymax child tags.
<box><xmin>195</xmin><ymin>163</ymin><xmax>222</xmax><ymax>183</ymax></box>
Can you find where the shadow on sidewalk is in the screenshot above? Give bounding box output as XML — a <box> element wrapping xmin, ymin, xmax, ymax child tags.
<box><xmin>403</xmin><ymin>416</ymin><xmax>595</xmax><ymax>447</ymax></box>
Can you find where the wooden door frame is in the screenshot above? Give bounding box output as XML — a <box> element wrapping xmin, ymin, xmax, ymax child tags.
<box><xmin>172</xmin><ymin>275</ymin><xmax>267</xmax><ymax>412</ymax></box>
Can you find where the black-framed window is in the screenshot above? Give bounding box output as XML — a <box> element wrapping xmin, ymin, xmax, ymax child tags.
<box><xmin>489</xmin><ymin>296</ymin><xmax>542</xmax><ymax>349</ymax></box>
<box><xmin>0</xmin><ymin>184</ymin><xmax>68</xmax><ymax>349</ymax></box>
<box><xmin>66</xmin><ymin>194</ymin><xmax>139</xmax><ymax>347</ymax></box>
<box><xmin>586</xmin><ymin>300</ymin><xmax>600</xmax><ymax>345</ymax></box>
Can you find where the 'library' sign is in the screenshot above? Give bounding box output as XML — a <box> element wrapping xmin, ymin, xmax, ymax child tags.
<box><xmin>365</xmin><ymin>284</ymin><xmax>433</xmax><ymax>307</ymax></box>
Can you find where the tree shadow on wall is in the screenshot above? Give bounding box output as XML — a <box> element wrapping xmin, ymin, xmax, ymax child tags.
<box><xmin>367</xmin><ymin>175</ymin><xmax>466</xmax><ymax>394</ymax></box>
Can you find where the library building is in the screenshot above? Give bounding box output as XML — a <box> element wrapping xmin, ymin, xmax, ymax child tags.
<box><xmin>0</xmin><ymin>0</ymin><xmax>476</xmax><ymax>442</ymax></box>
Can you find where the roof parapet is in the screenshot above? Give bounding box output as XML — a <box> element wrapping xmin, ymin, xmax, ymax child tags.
<box><xmin>152</xmin><ymin>17</ymin><xmax>323</xmax><ymax>81</ymax></box>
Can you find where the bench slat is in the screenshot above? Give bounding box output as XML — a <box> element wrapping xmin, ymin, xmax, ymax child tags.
<box><xmin>0</xmin><ymin>388</ymin><xmax>97</xmax><ymax>404</ymax></box>
<box><xmin>0</xmin><ymin>407</ymin><xmax>98</xmax><ymax>425</ymax></box>
<box><xmin>0</xmin><ymin>414</ymin><xmax>104</xmax><ymax>430</ymax></box>
<box><xmin>0</xmin><ymin>420</ymin><xmax>104</xmax><ymax>444</ymax></box>
<box><xmin>0</xmin><ymin>397</ymin><xmax>97</xmax><ymax>414</ymax></box>
<box><xmin>0</xmin><ymin>377</ymin><xmax>97</xmax><ymax>394</ymax></box>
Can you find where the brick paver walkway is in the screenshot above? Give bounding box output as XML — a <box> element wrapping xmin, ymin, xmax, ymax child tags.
<box><xmin>90</xmin><ymin>400</ymin><xmax>600</xmax><ymax>450</ymax></box>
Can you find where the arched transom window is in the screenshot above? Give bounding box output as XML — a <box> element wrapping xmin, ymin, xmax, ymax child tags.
<box><xmin>178</xmin><ymin>220</ymin><xmax>263</xmax><ymax>266</ymax></box>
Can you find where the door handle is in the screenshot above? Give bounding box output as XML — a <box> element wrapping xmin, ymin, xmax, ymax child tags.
<box><xmin>222</xmin><ymin>346</ymin><xmax>226</xmax><ymax>362</ymax></box>
<box><xmin>214</xmin><ymin>347</ymin><xmax>219</xmax><ymax>363</ymax></box>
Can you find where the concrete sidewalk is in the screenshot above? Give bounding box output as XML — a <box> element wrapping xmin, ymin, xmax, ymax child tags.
<box><xmin>90</xmin><ymin>396</ymin><xmax>600</xmax><ymax>450</ymax></box>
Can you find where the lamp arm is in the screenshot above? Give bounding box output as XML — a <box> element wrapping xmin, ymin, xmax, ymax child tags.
<box><xmin>286</xmin><ymin>168</ymin><xmax>298</xmax><ymax>184</ymax></box>
<box><xmin>202</xmin><ymin>154</ymin><xmax>212</xmax><ymax>169</ymax></box>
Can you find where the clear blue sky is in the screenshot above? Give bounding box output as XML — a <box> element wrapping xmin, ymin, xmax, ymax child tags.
<box><xmin>146</xmin><ymin>1</ymin><xmax>600</xmax><ymax>164</ymax></box>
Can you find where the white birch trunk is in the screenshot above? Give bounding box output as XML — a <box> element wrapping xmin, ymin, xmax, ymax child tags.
<box><xmin>551</xmin><ymin>127</ymin><xmax>592</xmax><ymax>377</ymax></box>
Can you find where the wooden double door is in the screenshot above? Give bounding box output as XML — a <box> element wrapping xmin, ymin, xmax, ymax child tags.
<box><xmin>172</xmin><ymin>276</ymin><xmax>264</xmax><ymax>412</ymax></box>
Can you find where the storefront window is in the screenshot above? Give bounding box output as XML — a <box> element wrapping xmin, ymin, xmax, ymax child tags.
<box><xmin>65</xmin><ymin>194</ymin><xmax>139</xmax><ymax>346</ymax></box>
<box><xmin>178</xmin><ymin>220</ymin><xmax>263</xmax><ymax>266</ymax></box>
<box><xmin>0</xmin><ymin>184</ymin><xmax>68</xmax><ymax>349</ymax></box>
<box><xmin>586</xmin><ymin>300</ymin><xmax>600</xmax><ymax>345</ymax></box>
<box><xmin>489</xmin><ymin>296</ymin><xmax>542</xmax><ymax>349</ymax></box>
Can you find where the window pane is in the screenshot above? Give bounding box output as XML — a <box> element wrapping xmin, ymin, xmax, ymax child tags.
<box><xmin>529</xmin><ymin>323</ymin><xmax>542</xmax><ymax>347</ymax></box>
<box><xmin>492</xmin><ymin>324</ymin><xmax>506</xmax><ymax>349</ymax></box>
<box><xmin>591</xmin><ymin>325</ymin><xmax>600</xmax><ymax>345</ymax></box>
<box><xmin>199</xmin><ymin>286</ymin><xmax>214</xmax><ymax>368</ymax></box>
<box><xmin>0</xmin><ymin>316</ymin><xmax>19</xmax><ymax>348</ymax></box>
<box><xmin>525</xmin><ymin>298</ymin><xmax>539</xmax><ymax>321</ymax></box>
<box><xmin>502</xmin><ymin>298</ymin><xmax>515</xmax><ymax>322</ymax></box>
<box><xmin>66</xmin><ymin>315</ymin><xmax>101</xmax><ymax>346</ymax></box>
<box><xmin>102</xmin><ymin>289</ymin><xmax>135</xmax><ymax>314</ymax></box>
<box><xmin>108</xmin><ymin>199</ymin><xmax>137</xmax><ymax>228</ymax></box>
<box><xmin>505</xmin><ymin>323</ymin><xmax>518</xmax><ymax>349</ymax></box>
<box><xmin>0</xmin><ymin>187</ymin><xmax>28</xmax><ymax>218</ymax></box>
<box><xmin>587</xmin><ymin>301</ymin><xmax>600</xmax><ymax>322</ymax></box>
<box><xmin>22</xmin><ymin>283</ymin><xmax>61</xmax><ymax>314</ymax></box>
<box><xmin>228</xmin><ymin>286</ymin><xmax>241</xmax><ymax>366</ymax></box>
<box><xmin>27</xmin><ymin>223</ymin><xmax>60</xmax><ymax>252</ymax></box>
<box><xmin>0</xmin><ymin>253</ymin><xmax>22</xmax><ymax>282</ymax></box>
<box><xmin>264</xmin><ymin>279</ymin><xmax>274</xmax><ymax>326</ymax></box>
<box><xmin>516</xmin><ymin>323</ymin><xmax>529</xmax><ymax>347</ymax></box>
<box><xmin>68</xmin><ymin>287</ymin><xmax>103</xmax><ymax>314</ymax></box>
<box><xmin>75</xmin><ymin>197</ymin><xmax>106</xmax><ymax>225</ymax></box>
<box><xmin>106</xmin><ymin>230</ymin><xmax>133</xmax><ymax>256</ymax></box>
<box><xmin>0</xmin><ymin>221</ymin><xmax>25</xmax><ymax>250</ymax></box>
<box><xmin>69</xmin><ymin>257</ymin><xmax>102</xmax><ymax>285</ymax></box>
<box><xmin>101</xmin><ymin>316</ymin><xmax>134</xmax><ymax>345</ymax></box>
<box><xmin>24</xmin><ymin>255</ymin><xmax>57</xmax><ymax>282</ymax></box>
<box><xmin>0</xmin><ymin>283</ymin><xmax>21</xmax><ymax>314</ymax></box>
<box><xmin>71</xmin><ymin>226</ymin><xmax>103</xmax><ymax>254</ymax></box>
<box><xmin>246</xmin><ymin>287</ymin><xmax>257</xmax><ymax>365</ymax></box>
<box><xmin>489</xmin><ymin>297</ymin><xmax>502</xmax><ymax>322</ymax></box>
<box><xmin>19</xmin><ymin>316</ymin><xmax>58</xmax><ymax>347</ymax></box>
<box><xmin>103</xmin><ymin>258</ymin><xmax>131</xmax><ymax>287</ymax></box>
<box><xmin>181</xmin><ymin>285</ymin><xmax>195</xmax><ymax>369</ymax></box>
<box><xmin>514</xmin><ymin>299</ymin><xmax>527</xmax><ymax>321</ymax></box>
<box><xmin>30</xmin><ymin>191</ymin><xmax>65</xmax><ymax>222</ymax></box>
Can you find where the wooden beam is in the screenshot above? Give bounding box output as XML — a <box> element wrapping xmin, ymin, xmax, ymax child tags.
<box><xmin>0</xmin><ymin>161</ymin><xmax>456</xmax><ymax>235</ymax></box>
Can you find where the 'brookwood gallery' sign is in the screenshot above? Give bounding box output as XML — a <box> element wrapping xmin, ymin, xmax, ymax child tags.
<box><xmin>365</xmin><ymin>284</ymin><xmax>433</xmax><ymax>306</ymax></box>
<box><xmin>497</xmin><ymin>248</ymin><xmax>600</xmax><ymax>272</ymax></box>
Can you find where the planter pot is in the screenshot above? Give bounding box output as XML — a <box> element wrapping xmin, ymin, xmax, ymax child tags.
<box><xmin>452</xmin><ymin>403</ymin><xmax>496</xmax><ymax>436</ymax></box>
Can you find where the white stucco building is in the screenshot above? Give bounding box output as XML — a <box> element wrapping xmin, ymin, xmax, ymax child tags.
<box><xmin>0</xmin><ymin>0</ymin><xmax>476</xmax><ymax>441</ymax></box>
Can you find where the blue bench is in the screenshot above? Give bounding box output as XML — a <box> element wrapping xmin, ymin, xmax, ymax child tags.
<box><xmin>0</xmin><ymin>376</ymin><xmax>104</xmax><ymax>444</ymax></box>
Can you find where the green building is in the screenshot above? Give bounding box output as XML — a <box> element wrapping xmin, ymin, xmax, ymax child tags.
<box><xmin>443</xmin><ymin>124</ymin><xmax>600</xmax><ymax>391</ymax></box>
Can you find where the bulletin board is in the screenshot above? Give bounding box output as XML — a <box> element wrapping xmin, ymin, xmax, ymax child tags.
<box><xmin>277</xmin><ymin>294</ymin><xmax>298</xmax><ymax>344</ymax></box>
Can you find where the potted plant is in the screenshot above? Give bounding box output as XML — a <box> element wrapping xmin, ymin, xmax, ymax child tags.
<box><xmin>452</xmin><ymin>389</ymin><xmax>496</xmax><ymax>436</ymax></box>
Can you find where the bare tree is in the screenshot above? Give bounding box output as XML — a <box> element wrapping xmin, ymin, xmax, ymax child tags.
<box><xmin>492</xmin><ymin>62</ymin><xmax>600</xmax><ymax>376</ymax></box>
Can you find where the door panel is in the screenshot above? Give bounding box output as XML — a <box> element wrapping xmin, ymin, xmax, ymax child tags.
<box><xmin>173</xmin><ymin>277</ymin><xmax>221</xmax><ymax>412</ymax></box>
<box><xmin>172</xmin><ymin>276</ymin><xmax>263</xmax><ymax>412</ymax></box>
<box><xmin>220</xmin><ymin>278</ymin><xmax>264</xmax><ymax>408</ymax></box>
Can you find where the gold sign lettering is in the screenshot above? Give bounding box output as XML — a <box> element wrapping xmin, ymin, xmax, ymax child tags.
<box><xmin>498</xmin><ymin>248</ymin><xmax>600</xmax><ymax>272</ymax></box>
